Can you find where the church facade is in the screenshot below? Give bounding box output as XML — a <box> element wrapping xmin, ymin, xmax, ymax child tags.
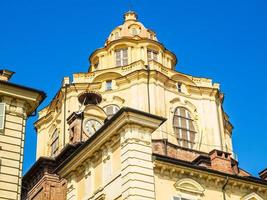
<box><xmin>22</xmin><ymin>12</ymin><xmax>267</xmax><ymax>200</ymax></box>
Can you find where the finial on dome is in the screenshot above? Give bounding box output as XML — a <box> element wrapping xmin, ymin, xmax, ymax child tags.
<box><xmin>123</xmin><ymin>11</ymin><xmax>138</xmax><ymax>21</ymax></box>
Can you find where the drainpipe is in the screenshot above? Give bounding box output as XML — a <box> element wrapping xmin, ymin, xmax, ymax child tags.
<box><xmin>145</xmin><ymin>65</ymin><xmax>151</xmax><ymax>113</ymax></box>
<box><xmin>63</xmin><ymin>84</ymin><xmax>69</xmax><ymax>147</ymax></box>
<box><xmin>222</xmin><ymin>176</ymin><xmax>229</xmax><ymax>200</ymax></box>
<box><xmin>80</xmin><ymin>112</ymin><xmax>84</xmax><ymax>142</ymax></box>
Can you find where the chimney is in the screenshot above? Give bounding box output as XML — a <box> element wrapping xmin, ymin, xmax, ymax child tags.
<box><xmin>67</xmin><ymin>111</ymin><xmax>84</xmax><ymax>144</ymax></box>
<box><xmin>0</xmin><ymin>69</ymin><xmax>15</xmax><ymax>81</ymax></box>
<box><xmin>259</xmin><ymin>168</ymin><xmax>267</xmax><ymax>181</ymax></box>
<box><xmin>209</xmin><ymin>149</ymin><xmax>239</xmax><ymax>174</ymax></box>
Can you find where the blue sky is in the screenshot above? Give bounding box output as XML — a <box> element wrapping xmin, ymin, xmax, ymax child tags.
<box><xmin>0</xmin><ymin>0</ymin><xmax>266</xmax><ymax>176</ymax></box>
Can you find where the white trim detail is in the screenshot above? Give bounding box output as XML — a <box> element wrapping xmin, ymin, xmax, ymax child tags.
<box><xmin>0</xmin><ymin>103</ymin><xmax>6</xmax><ymax>130</ymax></box>
<box><xmin>241</xmin><ymin>192</ymin><xmax>264</xmax><ymax>200</ymax></box>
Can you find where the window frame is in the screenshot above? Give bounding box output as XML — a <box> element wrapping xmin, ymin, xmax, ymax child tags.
<box><xmin>115</xmin><ymin>48</ymin><xmax>128</xmax><ymax>67</ymax></box>
<box><xmin>0</xmin><ymin>103</ymin><xmax>6</xmax><ymax>130</ymax></box>
<box><xmin>172</xmin><ymin>196</ymin><xmax>196</xmax><ymax>200</ymax></box>
<box><xmin>103</xmin><ymin>104</ymin><xmax>120</xmax><ymax>119</ymax></box>
<box><xmin>105</xmin><ymin>80</ymin><xmax>112</xmax><ymax>91</ymax></box>
<box><xmin>177</xmin><ymin>82</ymin><xmax>182</xmax><ymax>93</ymax></box>
<box><xmin>173</xmin><ymin>107</ymin><xmax>196</xmax><ymax>149</ymax></box>
<box><xmin>147</xmin><ymin>49</ymin><xmax>158</xmax><ymax>62</ymax></box>
<box><xmin>51</xmin><ymin>130</ymin><xmax>59</xmax><ymax>157</ymax></box>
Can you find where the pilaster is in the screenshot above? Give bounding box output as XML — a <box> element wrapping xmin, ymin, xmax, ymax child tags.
<box><xmin>120</xmin><ymin>125</ymin><xmax>156</xmax><ymax>200</ymax></box>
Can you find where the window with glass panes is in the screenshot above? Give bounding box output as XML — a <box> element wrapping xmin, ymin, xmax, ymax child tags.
<box><xmin>51</xmin><ymin>130</ymin><xmax>59</xmax><ymax>156</ymax></box>
<box><xmin>177</xmin><ymin>82</ymin><xmax>182</xmax><ymax>93</ymax></box>
<box><xmin>0</xmin><ymin>103</ymin><xmax>5</xmax><ymax>130</ymax></box>
<box><xmin>105</xmin><ymin>80</ymin><xmax>112</xmax><ymax>91</ymax></box>
<box><xmin>147</xmin><ymin>49</ymin><xmax>158</xmax><ymax>61</ymax></box>
<box><xmin>173</xmin><ymin>107</ymin><xmax>196</xmax><ymax>149</ymax></box>
<box><xmin>104</xmin><ymin>105</ymin><xmax>120</xmax><ymax>119</ymax></box>
<box><xmin>115</xmin><ymin>48</ymin><xmax>128</xmax><ymax>66</ymax></box>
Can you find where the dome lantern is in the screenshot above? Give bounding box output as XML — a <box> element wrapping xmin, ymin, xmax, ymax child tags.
<box><xmin>123</xmin><ymin>11</ymin><xmax>138</xmax><ymax>21</ymax></box>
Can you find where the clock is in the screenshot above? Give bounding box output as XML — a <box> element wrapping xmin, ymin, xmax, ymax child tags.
<box><xmin>84</xmin><ymin>119</ymin><xmax>102</xmax><ymax>137</ymax></box>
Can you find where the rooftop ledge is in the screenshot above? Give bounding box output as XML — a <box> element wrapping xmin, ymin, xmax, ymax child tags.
<box><xmin>55</xmin><ymin>107</ymin><xmax>166</xmax><ymax>176</ymax></box>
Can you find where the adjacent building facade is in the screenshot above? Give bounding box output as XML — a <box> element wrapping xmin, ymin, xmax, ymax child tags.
<box><xmin>0</xmin><ymin>70</ymin><xmax>45</xmax><ymax>200</ymax></box>
<box><xmin>22</xmin><ymin>11</ymin><xmax>267</xmax><ymax>200</ymax></box>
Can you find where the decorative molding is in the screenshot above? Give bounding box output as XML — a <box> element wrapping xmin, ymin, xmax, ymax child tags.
<box><xmin>174</xmin><ymin>178</ymin><xmax>205</xmax><ymax>195</ymax></box>
<box><xmin>241</xmin><ymin>192</ymin><xmax>264</xmax><ymax>200</ymax></box>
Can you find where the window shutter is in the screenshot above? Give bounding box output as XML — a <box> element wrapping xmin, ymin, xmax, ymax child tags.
<box><xmin>0</xmin><ymin>103</ymin><xmax>6</xmax><ymax>130</ymax></box>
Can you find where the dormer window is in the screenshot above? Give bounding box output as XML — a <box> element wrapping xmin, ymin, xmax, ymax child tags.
<box><xmin>115</xmin><ymin>48</ymin><xmax>128</xmax><ymax>67</ymax></box>
<box><xmin>147</xmin><ymin>49</ymin><xmax>158</xmax><ymax>61</ymax></box>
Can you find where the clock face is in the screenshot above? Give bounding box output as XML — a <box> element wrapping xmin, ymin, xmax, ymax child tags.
<box><xmin>84</xmin><ymin>119</ymin><xmax>102</xmax><ymax>137</ymax></box>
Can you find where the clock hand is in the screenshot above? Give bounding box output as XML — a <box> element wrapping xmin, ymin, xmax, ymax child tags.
<box><xmin>92</xmin><ymin>124</ymin><xmax>96</xmax><ymax>132</ymax></box>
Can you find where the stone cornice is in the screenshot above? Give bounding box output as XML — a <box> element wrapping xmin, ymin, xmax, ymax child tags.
<box><xmin>0</xmin><ymin>82</ymin><xmax>46</xmax><ymax>116</ymax></box>
<box><xmin>154</xmin><ymin>154</ymin><xmax>267</xmax><ymax>193</ymax></box>
<box><xmin>56</xmin><ymin>107</ymin><xmax>166</xmax><ymax>177</ymax></box>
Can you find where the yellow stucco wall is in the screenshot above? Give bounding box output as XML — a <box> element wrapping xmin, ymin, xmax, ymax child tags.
<box><xmin>0</xmin><ymin>82</ymin><xmax>44</xmax><ymax>200</ymax></box>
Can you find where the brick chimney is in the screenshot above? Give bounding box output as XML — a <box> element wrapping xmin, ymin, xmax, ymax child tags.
<box><xmin>0</xmin><ymin>69</ymin><xmax>15</xmax><ymax>81</ymax></box>
<box><xmin>259</xmin><ymin>168</ymin><xmax>267</xmax><ymax>181</ymax></box>
<box><xmin>67</xmin><ymin>111</ymin><xmax>84</xmax><ymax>144</ymax></box>
<box><xmin>209</xmin><ymin>149</ymin><xmax>238</xmax><ymax>174</ymax></box>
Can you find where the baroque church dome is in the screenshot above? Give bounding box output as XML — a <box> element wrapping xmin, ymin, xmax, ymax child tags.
<box><xmin>105</xmin><ymin>11</ymin><xmax>158</xmax><ymax>46</ymax></box>
<box><xmin>89</xmin><ymin>11</ymin><xmax>177</xmax><ymax>71</ymax></box>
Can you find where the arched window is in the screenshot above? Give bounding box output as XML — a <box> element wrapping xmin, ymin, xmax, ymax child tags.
<box><xmin>104</xmin><ymin>105</ymin><xmax>120</xmax><ymax>119</ymax></box>
<box><xmin>173</xmin><ymin>107</ymin><xmax>196</xmax><ymax>149</ymax></box>
<box><xmin>51</xmin><ymin>130</ymin><xmax>59</xmax><ymax>157</ymax></box>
